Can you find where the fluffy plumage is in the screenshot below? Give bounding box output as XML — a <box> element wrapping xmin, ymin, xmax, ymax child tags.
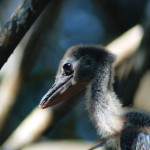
<box><xmin>40</xmin><ymin>44</ymin><xmax>150</xmax><ymax>149</ymax></box>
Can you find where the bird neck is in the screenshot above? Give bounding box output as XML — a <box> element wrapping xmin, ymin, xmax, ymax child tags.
<box><xmin>86</xmin><ymin>64</ymin><xmax>125</xmax><ymax>138</ymax></box>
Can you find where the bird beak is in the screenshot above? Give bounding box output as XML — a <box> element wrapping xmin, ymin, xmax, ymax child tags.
<box><xmin>39</xmin><ymin>74</ymin><xmax>87</xmax><ymax>109</ymax></box>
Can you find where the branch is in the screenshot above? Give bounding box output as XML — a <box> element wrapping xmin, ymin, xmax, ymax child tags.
<box><xmin>0</xmin><ymin>0</ymin><xmax>65</xmax><ymax>149</ymax></box>
<box><xmin>1</xmin><ymin>24</ymin><xmax>143</xmax><ymax>150</ymax></box>
<box><xmin>0</xmin><ymin>0</ymin><xmax>51</xmax><ymax>69</ymax></box>
<box><xmin>107</xmin><ymin>25</ymin><xmax>143</xmax><ymax>67</ymax></box>
<box><xmin>2</xmin><ymin>107</ymin><xmax>53</xmax><ymax>150</ymax></box>
<box><xmin>117</xmin><ymin>1</ymin><xmax>150</xmax><ymax>106</ymax></box>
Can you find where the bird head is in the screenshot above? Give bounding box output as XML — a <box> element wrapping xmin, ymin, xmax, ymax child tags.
<box><xmin>39</xmin><ymin>44</ymin><xmax>115</xmax><ymax>109</ymax></box>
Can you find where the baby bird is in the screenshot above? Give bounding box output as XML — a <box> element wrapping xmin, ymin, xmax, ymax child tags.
<box><xmin>39</xmin><ymin>45</ymin><xmax>150</xmax><ymax>149</ymax></box>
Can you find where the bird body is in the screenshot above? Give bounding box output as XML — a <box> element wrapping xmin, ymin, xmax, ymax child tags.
<box><xmin>40</xmin><ymin>45</ymin><xmax>150</xmax><ymax>149</ymax></box>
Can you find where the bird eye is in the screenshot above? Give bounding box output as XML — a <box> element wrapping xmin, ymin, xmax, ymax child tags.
<box><xmin>63</xmin><ymin>63</ymin><xmax>73</xmax><ymax>75</ymax></box>
<box><xmin>86</xmin><ymin>60</ymin><xmax>91</xmax><ymax>65</ymax></box>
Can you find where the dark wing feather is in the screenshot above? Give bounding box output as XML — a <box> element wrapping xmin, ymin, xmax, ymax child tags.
<box><xmin>121</xmin><ymin>131</ymin><xmax>150</xmax><ymax>149</ymax></box>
